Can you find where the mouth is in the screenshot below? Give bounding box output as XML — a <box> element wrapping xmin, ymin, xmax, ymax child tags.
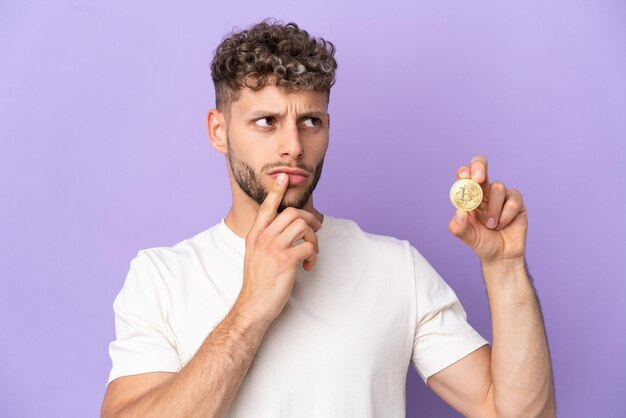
<box><xmin>269</xmin><ymin>172</ymin><xmax>308</xmax><ymax>185</ymax></box>
<box><xmin>268</xmin><ymin>167</ymin><xmax>310</xmax><ymax>186</ymax></box>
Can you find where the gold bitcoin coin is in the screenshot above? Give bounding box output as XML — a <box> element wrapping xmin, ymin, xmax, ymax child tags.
<box><xmin>449</xmin><ymin>178</ymin><xmax>483</xmax><ymax>211</ymax></box>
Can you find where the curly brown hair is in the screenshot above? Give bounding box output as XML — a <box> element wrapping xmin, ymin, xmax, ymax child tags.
<box><xmin>210</xmin><ymin>19</ymin><xmax>338</xmax><ymax>115</ymax></box>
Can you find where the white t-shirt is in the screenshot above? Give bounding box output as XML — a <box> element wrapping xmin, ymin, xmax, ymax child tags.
<box><xmin>107</xmin><ymin>214</ymin><xmax>488</xmax><ymax>417</ymax></box>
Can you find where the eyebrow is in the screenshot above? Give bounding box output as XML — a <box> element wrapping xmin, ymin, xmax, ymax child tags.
<box><xmin>247</xmin><ymin>110</ymin><xmax>327</xmax><ymax>119</ymax></box>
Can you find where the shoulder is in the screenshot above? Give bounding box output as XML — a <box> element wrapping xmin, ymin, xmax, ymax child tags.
<box><xmin>134</xmin><ymin>226</ymin><xmax>215</xmax><ymax>270</ymax></box>
<box><xmin>122</xmin><ymin>226</ymin><xmax>217</xmax><ymax>292</ymax></box>
<box><xmin>326</xmin><ymin>215</ymin><xmax>414</xmax><ymax>258</ymax></box>
<box><xmin>327</xmin><ymin>215</ymin><xmax>440</xmax><ymax>277</ymax></box>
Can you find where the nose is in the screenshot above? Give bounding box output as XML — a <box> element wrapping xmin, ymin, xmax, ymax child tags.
<box><xmin>278</xmin><ymin>123</ymin><xmax>304</xmax><ymax>159</ymax></box>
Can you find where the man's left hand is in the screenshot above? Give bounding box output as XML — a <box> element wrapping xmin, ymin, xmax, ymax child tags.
<box><xmin>448</xmin><ymin>155</ymin><xmax>527</xmax><ymax>264</ymax></box>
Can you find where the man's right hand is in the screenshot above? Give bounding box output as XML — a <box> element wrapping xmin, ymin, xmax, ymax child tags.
<box><xmin>235</xmin><ymin>173</ymin><xmax>322</xmax><ymax>325</ymax></box>
<box><xmin>100</xmin><ymin>175</ymin><xmax>319</xmax><ymax>417</ymax></box>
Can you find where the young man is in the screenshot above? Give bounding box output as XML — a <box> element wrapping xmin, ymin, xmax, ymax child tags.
<box><xmin>101</xmin><ymin>20</ymin><xmax>556</xmax><ymax>418</ymax></box>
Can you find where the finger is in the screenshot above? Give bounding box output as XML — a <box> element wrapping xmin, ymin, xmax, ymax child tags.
<box><xmin>264</xmin><ymin>207</ymin><xmax>323</xmax><ymax>239</ymax></box>
<box><xmin>485</xmin><ymin>181</ymin><xmax>507</xmax><ymax>229</ymax></box>
<box><xmin>448</xmin><ymin>209</ymin><xmax>477</xmax><ymax>247</ymax></box>
<box><xmin>470</xmin><ymin>155</ymin><xmax>490</xmax><ymax>197</ymax></box>
<box><xmin>495</xmin><ymin>188</ymin><xmax>525</xmax><ymax>229</ymax></box>
<box><xmin>275</xmin><ymin>217</ymin><xmax>319</xmax><ymax>254</ymax></box>
<box><xmin>456</xmin><ymin>165</ymin><xmax>471</xmax><ymax>179</ymax></box>
<box><xmin>290</xmin><ymin>241</ymin><xmax>318</xmax><ymax>271</ymax></box>
<box><xmin>249</xmin><ymin>173</ymin><xmax>289</xmax><ymax>236</ymax></box>
<box><xmin>470</xmin><ymin>155</ymin><xmax>488</xmax><ymax>183</ymax></box>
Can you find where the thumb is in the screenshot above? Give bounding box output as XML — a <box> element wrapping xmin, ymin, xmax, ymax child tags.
<box><xmin>448</xmin><ymin>209</ymin><xmax>477</xmax><ymax>247</ymax></box>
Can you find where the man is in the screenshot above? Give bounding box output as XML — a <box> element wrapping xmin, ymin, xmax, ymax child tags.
<box><xmin>101</xmin><ymin>19</ymin><xmax>556</xmax><ymax>418</ymax></box>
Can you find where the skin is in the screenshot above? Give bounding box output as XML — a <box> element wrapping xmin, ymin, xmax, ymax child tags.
<box><xmin>100</xmin><ymin>81</ymin><xmax>556</xmax><ymax>417</ymax></box>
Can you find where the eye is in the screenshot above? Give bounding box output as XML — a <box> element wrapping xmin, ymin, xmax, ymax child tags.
<box><xmin>302</xmin><ymin>117</ymin><xmax>322</xmax><ymax>128</ymax></box>
<box><xmin>254</xmin><ymin>117</ymin><xmax>276</xmax><ymax>127</ymax></box>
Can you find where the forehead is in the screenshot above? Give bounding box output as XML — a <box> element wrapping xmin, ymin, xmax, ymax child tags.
<box><xmin>230</xmin><ymin>84</ymin><xmax>328</xmax><ymax>116</ymax></box>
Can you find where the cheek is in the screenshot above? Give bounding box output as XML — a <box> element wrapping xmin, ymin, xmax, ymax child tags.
<box><xmin>310</xmin><ymin>137</ymin><xmax>329</xmax><ymax>159</ymax></box>
<box><xmin>303</xmin><ymin>130</ymin><xmax>328</xmax><ymax>150</ymax></box>
<box><xmin>228</xmin><ymin>131</ymin><xmax>268</xmax><ymax>164</ymax></box>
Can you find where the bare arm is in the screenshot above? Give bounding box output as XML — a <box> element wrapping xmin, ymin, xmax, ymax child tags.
<box><xmin>101</xmin><ymin>305</ymin><xmax>270</xmax><ymax>418</ymax></box>
<box><xmin>483</xmin><ymin>257</ymin><xmax>555</xmax><ymax>416</ymax></box>
<box><xmin>427</xmin><ymin>258</ymin><xmax>555</xmax><ymax>418</ymax></box>
<box><xmin>101</xmin><ymin>173</ymin><xmax>321</xmax><ymax>418</ymax></box>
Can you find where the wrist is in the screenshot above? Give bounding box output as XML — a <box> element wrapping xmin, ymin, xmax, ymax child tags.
<box><xmin>230</xmin><ymin>299</ymin><xmax>274</xmax><ymax>333</ymax></box>
<box><xmin>481</xmin><ymin>256</ymin><xmax>535</xmax><ymax>300</ymax></box>
<box><xmin>481</xmin><ymin>256</ymin><xmax>526</xmax><ymax>274</ymax></box>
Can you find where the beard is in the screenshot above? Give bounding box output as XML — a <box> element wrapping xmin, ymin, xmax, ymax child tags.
<box><xmin>226</xmin><ymin>136</ymin><xmax>325</xmax><ymax>213</ymax></box>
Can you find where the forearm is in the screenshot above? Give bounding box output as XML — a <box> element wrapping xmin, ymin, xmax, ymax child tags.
<box><xmin>111</xmin><ymin>305</ymin><xmax>271</xmax><ymax>418</ymax></box>
<box><xmin>482</xmin><ymin>257</ymin><xmax>556</xmax><ymax>418</ymax></box>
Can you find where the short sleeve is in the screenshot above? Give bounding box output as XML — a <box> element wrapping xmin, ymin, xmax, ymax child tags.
<box><xmin>107</xmin><ymin>250</ymin><xmax>182</xmax><ymax>385</ymax></box>
<box><xmin>410</xmin><ymin>246</ymin><xmax>489</xmax><ymax>384</ymax></box>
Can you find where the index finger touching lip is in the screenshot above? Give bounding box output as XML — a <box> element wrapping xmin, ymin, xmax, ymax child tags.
<box><xmin>251</xmin><ymin>173</ymin><xmax>289</xmax><ymax>233</ymax></box>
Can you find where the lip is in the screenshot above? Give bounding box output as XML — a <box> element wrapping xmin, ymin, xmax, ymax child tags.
<box><xmin>268</xmin><ymin>167</ymin><xmax>309</xmax><ymax>177</ymax></box>
<box><xmin>269</xmin><ymin>172</ymin><xmax>308</xmax><ymax>185</ymax></box>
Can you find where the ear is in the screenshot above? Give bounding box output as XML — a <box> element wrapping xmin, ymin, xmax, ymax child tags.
<box><xmin>207</xmin><ymin>109</ymin><xmax>228</xmax><ymax>154</ymax></box>
<box><xmin>327</xmin><ymin>112</ymin><xmax>331</xmax><ymax>130</ymax></box>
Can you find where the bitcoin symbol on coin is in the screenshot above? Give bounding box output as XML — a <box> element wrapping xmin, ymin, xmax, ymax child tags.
<box><xmin>449</xmin><ymin>179</ymin><xmax>483</xmax><ymax>211</ymax></box>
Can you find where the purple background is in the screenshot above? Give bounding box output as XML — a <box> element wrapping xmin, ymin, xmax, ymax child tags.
<box><xmin>1</xmin><ymin>1</ymin><xmax>625</xmax><ymax>417</ymax></box>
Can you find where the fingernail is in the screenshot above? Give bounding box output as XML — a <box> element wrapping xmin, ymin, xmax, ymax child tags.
<box><xmin>473</xmin><ymin>170</ymin><xmax>482</xmax><ymax>181</ymax></box>
<box><xmin>455</xmin><ymin>210</ymin><xmax>465</xmax><ymax>224</ymax></box>
<box><xmin>277</xmin><ymin>173</ymin><xmax>287</xmax><ymax>185</ymax></box>
<box><xmin>487</xmin><ymin>217</ymin><xmax>496</xmax><ymax>228</ymax></box>
<box><xmin>460</xmin><ymin>169</ymin><xmax>470</xmax><ymax>177</ymax></box>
